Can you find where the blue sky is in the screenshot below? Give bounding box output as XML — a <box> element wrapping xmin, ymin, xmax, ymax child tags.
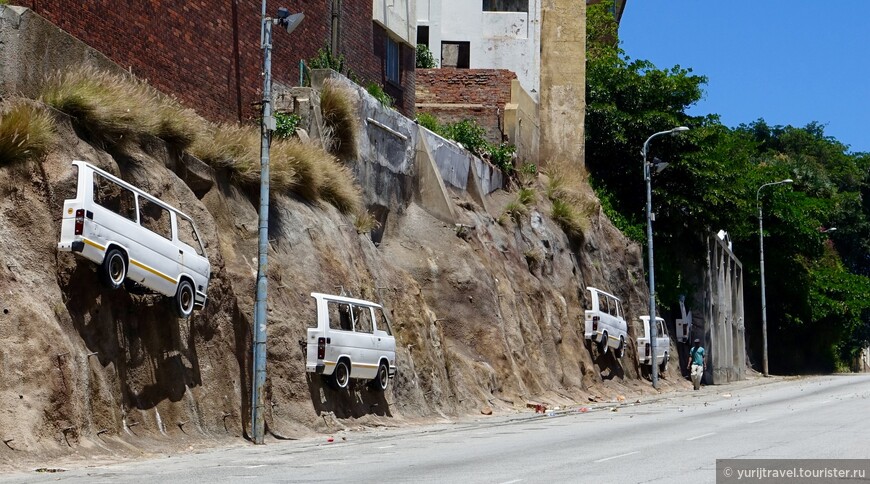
<box><xmin>619</xmin><ymin>1</ymin><xmax>870</xmax><ymax>153</ymax></box>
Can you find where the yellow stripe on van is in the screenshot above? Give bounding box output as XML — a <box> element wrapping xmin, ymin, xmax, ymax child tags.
<box><xmin>83</xmin><ymin>238</ymin><xmax>176</xmax><ymax>285</ymax></box>
<box><xmin>129</xmin><ymin>259</ymin><xmax>177</xmax><ymax>285</ymax></box>
<box><xmin>82</xmin><ymin>238</ymin><xmax>106</xmax><ymax>251</ymax></box>
<box><xmin>321</xmin><ymin>361</ymin><xmax>378</xmax><ymax>369</ymax></box>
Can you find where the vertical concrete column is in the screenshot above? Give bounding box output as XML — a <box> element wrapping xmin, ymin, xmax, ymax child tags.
<box><xmin>539</xmin><ymin>0</ymin><xmax>586</xmax><ymax>166</ymax></box>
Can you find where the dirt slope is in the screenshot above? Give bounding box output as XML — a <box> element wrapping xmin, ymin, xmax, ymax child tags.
<box><xmin>0</xmin><ymin>114</ymin><xmax>686</xmax><ymax>469</ymax></box>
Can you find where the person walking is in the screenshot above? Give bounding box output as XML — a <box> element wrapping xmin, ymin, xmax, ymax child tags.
<box><xmin>688</xmin><ymin>338</ymin><xmax>705</xmax><ymax>390</ymax></box>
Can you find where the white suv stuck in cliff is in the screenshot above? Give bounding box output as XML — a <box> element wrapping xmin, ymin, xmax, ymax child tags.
<box><xmin>305</xmin><ymin>293</ymin><xmax>397</xmax><ymax>391</ymax></box>
<box><xmin>637</xmin><ymin>316</ymin><xmax>671</xmax><ymax>372</ymax></box>
<box><xmin>584</xmin><ymin>287</ymin><xmax>628</xmax><ymax>357</ymax></box>
<box><xmin>57</xmin><ymin>160</ymin><xmax>210</xmax><ymax>318</ymax></box>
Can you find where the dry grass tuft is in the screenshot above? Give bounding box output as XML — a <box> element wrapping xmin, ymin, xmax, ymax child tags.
<box><xmin>354</xmin><ymin>211</ymin><xmax>381</xmax><ymax>234</ymax></box>
<box><xmin>0</xmin><ymin>99</ymin><xmax>55</xmax><ymax>165</ymax></box>
<box><xmin>544</xmin><ymin>159</ymin><xmax>593</xmax><ymax>238</ymax></box>
<box><xmin>191</xmin><ymin>124</ymin><xmax>262</xmax><ymax>187</ymax></box>
<box><xmin>318</xmin><ymin>159</ymin><xmax>362</xmax><ymax>214</ymax></box>
<box><xmin>40</xmin><ymin>66</ymin><xmax>206</xmax><ymax>149</ymax></box>
<box><xmin>320</xmin><ymin>78</ymin><xmax>359</xmax><ymax>161</ymax></box>
<box><xmin>271</xmin><ymin>139</ymin><xmax>326</xmax><ymax>201</ymax></box>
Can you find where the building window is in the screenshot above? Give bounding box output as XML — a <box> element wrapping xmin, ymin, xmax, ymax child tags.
<box><xmin>441</xmin><ymin>41</ymin><xmax>470</xmax><ymax>69</ymax></box>
<box><xmin>417</xmin><ymin>25</ymin><xmax>430</xmax><ymax>46</ymax></box>
<box><xmin>483</xmin><ymin>0</ymin><xmax>528</xmax><ymax>12</ymax></box>
<box><xmin>385</xmin><ymin>36</ymin><xmax>400</xmax><ymax>85</ymax></box>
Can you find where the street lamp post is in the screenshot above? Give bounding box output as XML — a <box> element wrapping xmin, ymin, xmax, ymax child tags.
<box><xmin>251</xmin><ymin>1</ymin><xmax>304</xmax><ymax>445</ymax></box>
<box><xmin>756</xmin><ymin>178</ymin><xmax>793</xmax><ymax>378</ymax></box>
<box><xmin>643</xmin><ymin>126</ymin><xmax>688</xmax><ymax>389</ymax></box>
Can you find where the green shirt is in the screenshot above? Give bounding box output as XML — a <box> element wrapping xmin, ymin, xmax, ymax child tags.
<box><xmin>690</xmin><ymin>346</ymin><xmax>705</xmax><ymax>366</ymax></box>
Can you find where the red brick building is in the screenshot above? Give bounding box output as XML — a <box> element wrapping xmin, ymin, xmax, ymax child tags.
<box><xmin>19</xmin><ymin>0</ymin><xmax>416</xmax><ymax>121</ymax></box>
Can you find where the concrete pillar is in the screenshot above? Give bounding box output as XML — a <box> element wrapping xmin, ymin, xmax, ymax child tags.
<box><xmin>539</xmin><ymin>0</ymin><xmax>586</xmax><ymax>166</ymax></box>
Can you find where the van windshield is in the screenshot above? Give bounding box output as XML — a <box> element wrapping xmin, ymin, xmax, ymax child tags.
<box><xmin>376</xmin><ymin>308</ymin><xmax>393</xmax><ymax>335</ymax></box>
<box><xmin>177</xmin><ymin>215</ymin><xmax>206</xmax><ymax>256</ymax></box>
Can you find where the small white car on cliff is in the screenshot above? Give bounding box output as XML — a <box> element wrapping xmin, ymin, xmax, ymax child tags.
<box><xmin>637</xmin><ymin>316</ymin><xmax>671</xmax><ymax>372</ymax></box>
<box><xmin>57</xmin><ymin>160</ymin><xmax>211</xmax><ymax>318</ymax></box>
<box><xmin>305</xmin><ymin>293</ymin><xmax>397</xmax><ymax>391</ymax></box>
<box><xmin>584</xmin><ymin>287</ymin><xmax>628</xmax><ymax>357</ymax></box>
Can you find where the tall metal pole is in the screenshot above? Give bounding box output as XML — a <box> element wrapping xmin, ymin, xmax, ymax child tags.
<box><xmin>252</xmin><ymin>0</ymin><xmax>273</xmax><ymax>445</ymax></box>
<box><xmin>757</xmin><ymin>199</ymin><xmax>768</xmax><ymax>377</ymax></box>
<box><xmin>643</xmin><ymin>138</ymin><xmax>658</xmax><ymax>389</ymax></box>
<box><xmin>642</xmin><ymin>127</ymin><xmax>688</xmax><ymax>389</ymax></box>
<box><xmin>756</xmin><ymin>179</ymin><xmax>792</xmax><ymax>378</ymax></box>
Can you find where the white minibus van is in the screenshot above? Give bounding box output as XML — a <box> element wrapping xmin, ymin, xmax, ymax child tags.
<box><xmin>57</xmin><ymin>160</ymin><xmax>210</xmax><ymax>318</ymax></box>
<box><xmin>637</xmin><ymin>316</ymin><xmax>671</xmax><ymax>372</ymax></box>
<box><xmin>583</xmin><ymin>286</ymin><xmax>628</xmax><ymax>357</ymax></box>
<box><xmin>305</xmin><ymin>293</ymin><xmax>397</xmax><ymax>391</ymax></box>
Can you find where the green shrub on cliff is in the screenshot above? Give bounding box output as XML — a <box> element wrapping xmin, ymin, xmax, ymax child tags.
<box><xmin>0</xmin><ymin>100</ymin><xmax>54</xmax><ymax>165</ymax></box>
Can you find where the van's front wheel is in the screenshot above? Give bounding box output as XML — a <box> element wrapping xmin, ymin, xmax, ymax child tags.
<box><xmin>370</xmin><ymin>361</ymin><xmax>389</xmax><ymax>392</ymax></box>
<box><xmin>173</xmin><ymin>279</ymin><xmax>195</xmax><ymax>318</ymax></box>
<box><xmin>101</xmin><ymin>248</ymin><xmax>127</xmax><ymax>290</ymax></box>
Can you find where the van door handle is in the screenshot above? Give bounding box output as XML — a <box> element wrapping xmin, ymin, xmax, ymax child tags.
<box><xmin>179</xmin><ymin>249</ymin><xmax>184</xmax><ymax>255</ymax></box>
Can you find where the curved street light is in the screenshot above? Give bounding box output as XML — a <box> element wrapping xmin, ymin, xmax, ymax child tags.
<box><xmin>756</xmin><ymin>178</ymin><xmax>793</xmax><ymax>377</ymax></box>
<box><xmin>642</xmin><ymin>126</ymin><xmax>689</xmax><ymax>389</ymax></box>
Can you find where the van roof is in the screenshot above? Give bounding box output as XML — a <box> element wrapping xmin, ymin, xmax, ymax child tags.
<box><xmin>72</xmin><ymin>160</ymin><xmax>192</xmax><ymax>219</ymax></box>
<box><xmin>639</xmin><ymin>316</ymin><xmax>665</xmax><ymax>323</ymax></box>
<box><xmin>310</xmin><ymin>292</ymin><xmax>383</xmax><ymax>309</ymax></box>
<box><xmin>586</xmin><ymin>286</ymin><xmax>620</xmax><ymax>301</ymax></box>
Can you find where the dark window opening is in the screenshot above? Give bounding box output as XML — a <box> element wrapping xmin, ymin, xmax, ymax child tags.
<box><xmin>385</xmin><ymin>36</ymin><xmax>401</xmax><ymax>85</ymax></box>
<box><xmin>441</xmin><ymin>41</ymin><xmax>470</xmax><ymax>69</ymax></box>
<box><xmin>483</xmin><ymin>0</ymin><xmax>528</xmax><ymax>12</ymax></box>
<box><xmin>417</xmin><ymin>25</ymin><xmax>429</xmax><ymax>46</ymax></box>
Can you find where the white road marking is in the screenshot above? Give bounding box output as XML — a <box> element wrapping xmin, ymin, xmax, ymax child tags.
<box><xmin>747</xmin><ymin>418</ymin><xmax>767</xmax><ymax>424</ymax></box>
<box><xmin>687</xmin><ymin>432</ymin><xmax>716</xmax><ymax>441</ymax></box>
<box><xmin>820</xmin><ymin>400</ymin><xmax>832</xmax><ymax>404</ymax></box>
<box><xmin>498</xmin><ymin>479</ymin><xmax>523</xmax><ymax>484</ymax></box>
<box><xmin>594</xmin><ymin>451</ymin><xmax>639</xmax><ymax>463</ymax></box>
<box><xmin>377</xmin><ymin>445</ymin><xmax>395</xmax><ymax>449</ymax></box>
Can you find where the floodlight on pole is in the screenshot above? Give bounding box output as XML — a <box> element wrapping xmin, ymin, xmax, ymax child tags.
<box><xmin>251</xmin><ymin>1</ymin><xmax>303</xmax><ymax>446</ymax></box>
<box><xmin>642</xmin><ymin>126</ymin><xmax>689</xmax><ymax>389</ymax></box>
<box><xmin>756</xmin><ymin>178</ymin><xmax>793</xmax><ymax>378</ymax></box>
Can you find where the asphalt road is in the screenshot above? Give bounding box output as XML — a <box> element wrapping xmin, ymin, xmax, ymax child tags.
<box><xmin>3</xmin><ymin>374</ymin><xmax>870</xmax><ymax>483</ymax></box>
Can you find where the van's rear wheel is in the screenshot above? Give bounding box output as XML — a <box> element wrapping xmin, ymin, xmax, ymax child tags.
<box><xmin>100</xmin><ymin>248</ymin><xmax>127</xmax><ymax>290</ymax></box>
<box><xmin>328</xmin><ymin>359</ymin><xmax>350</xmax><ymax>390</ymax></box>
<box><xmin>598</xmin><ymin>332</ymin><xmax>609</xmax><ymax>355</ymax></box>
<box><xmin>173</xmin><ymin>279</ymin><xmax>195</xmax><ymax>318</ymax></box>
<box><xmin>370</xmin><ymin>361</ymin><xmax>389</xmax><ymax>392</ymax></box>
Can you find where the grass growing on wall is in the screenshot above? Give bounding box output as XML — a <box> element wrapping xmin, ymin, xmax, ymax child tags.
<box><xmin>320</xmin><ymin>78</ymin><xmax>359</xmax><ymax>161</ymax></box>
<box><xmin>0</xmin><ymin>100</ymin><xmax>55</xmax><ymax>165</ymax></box>
<box><xmin>38</xmin><ymin>65</ymin><xmax>363</xmax><ymax>214</ymax></box>
<box><xmin>544</xmin><ymin>159</ymin><xmax>594</xmax><ymax>238</ymax></box>
<box><xmin>40</xmin><ymin>66</ymin><xmax>205</xmax><ymax>149</ymax></box>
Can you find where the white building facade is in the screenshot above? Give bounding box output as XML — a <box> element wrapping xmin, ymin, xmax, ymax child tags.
<box><xmin>416</xmin><ymin>0</ymin><xmax>542</xmax><ymax>100</ymax></box>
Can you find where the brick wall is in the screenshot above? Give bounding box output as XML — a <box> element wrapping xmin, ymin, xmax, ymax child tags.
<box><xmin>20</xmin><ymin>1</ymin><xmax>415</xmax><ymax>122</ymax></box>
<box><xmin>415</xmin><ymin>68</ymin><xmax>517</xmax><ymax>143</ymax></box>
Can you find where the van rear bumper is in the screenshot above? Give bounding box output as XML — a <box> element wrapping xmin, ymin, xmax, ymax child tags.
<box><xmin>307</xmin><ymin>362</ymin><xmax>326</xmax><ymax>374</ymax></box>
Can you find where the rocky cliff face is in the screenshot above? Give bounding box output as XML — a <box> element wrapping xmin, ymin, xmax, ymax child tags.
<box><xmin>0</xmin><ymin>109</ymin><xmax>684</xmax><ymax>469</ymax></box>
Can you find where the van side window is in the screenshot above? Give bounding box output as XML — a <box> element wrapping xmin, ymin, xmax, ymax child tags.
<box><xmin>354</xmin><ymin>306</ymin><xmax>374</xmax><ymax>333</ymax></box>
<box><xmin>328</xmin><ymin>301</ymin><xmax>353</xmax><ymax>331</ymax></box>
<box><xmin>139</xmin><ymin>197</ymin><xmax>172</xmax><ymax>240</ymax></box>
<box><xmin>59</xmin><ymin>164</ymin><xmax>79</xmax><ymax>202</ymax></box>
<box><xmin>658</xmin><ymin>321</ymin><xmax>666</xmax><ymax>336</ymax></box>
<box><xmin>602</xmin><ymin>297</ymin><xmax>610</xmax><ymax>315</ymax></box>
<box><xmin>93</xmin><ymin>172</ymin><xmax>136</xmax><ymax>222</ymax></box>
<box><xmin>376</xmin><ymin>308</ymin><xmax>393</xmax><ymax>335</ymax></box>
<box><xmin>177</xmin><ymin>215</ymin><xmax>204</xmax><ymax>256</ymax></box>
